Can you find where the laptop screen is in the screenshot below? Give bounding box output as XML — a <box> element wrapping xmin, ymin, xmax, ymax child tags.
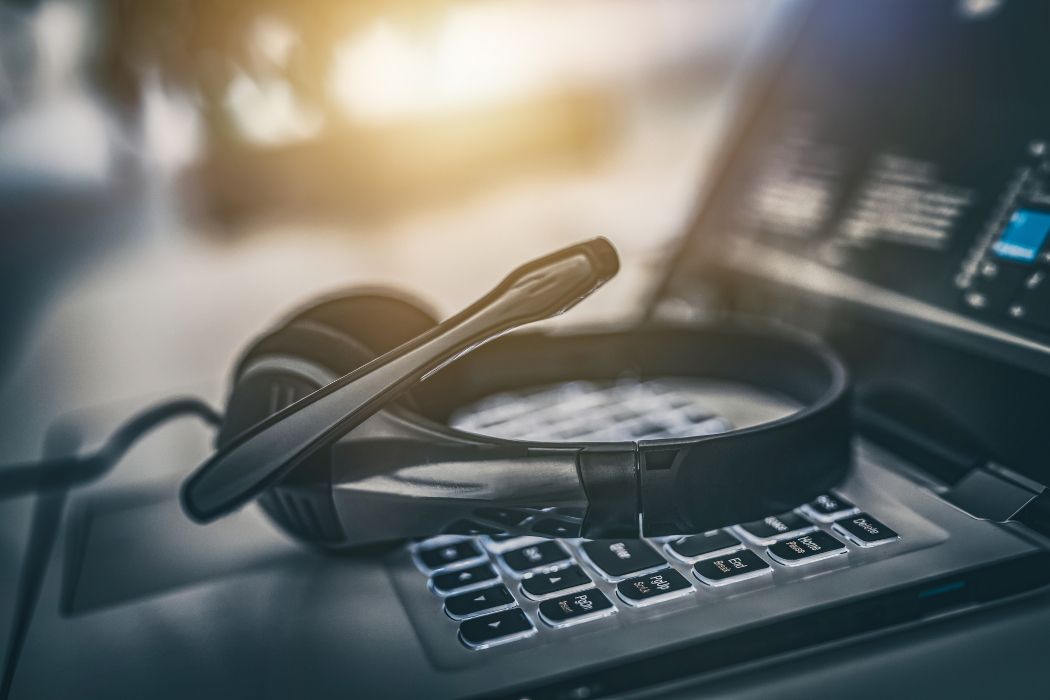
<box><xmin>654</xmin><ymin>0</ymin><xmax>1050</xmax><ymax>482</ymax></box>
<box><xmin>659</xmin><ymin>0</ymin><xmax>1050</xmax><ymax>356</ymax></box>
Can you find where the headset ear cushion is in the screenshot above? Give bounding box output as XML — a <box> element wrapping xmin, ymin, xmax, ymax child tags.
<box><xmin>285</xmin><ymin>287</ymin><xmax>441</xmax><ymax>358</ymax></box>
<box><xmin>234</xmin><ymin>319</ymin><xmax>377</xmax><ymax>381</ymax></box>
<box><xmin>220</xmin><ymin>320</ymin><xmax>375</xmax><ymax>447</ymax></box>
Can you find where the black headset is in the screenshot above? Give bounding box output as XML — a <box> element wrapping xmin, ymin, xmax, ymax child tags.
<box><xmin>178</xmin><ymin>238</ymin><xmax>852</xmax><ymax>550</ymax></box>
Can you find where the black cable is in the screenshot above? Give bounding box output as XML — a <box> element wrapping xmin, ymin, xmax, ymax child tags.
<box><xmin>0</xmin><ymin>398</ymin><xmax>222</xmax><ymax>498</ymax></box>
<box><xmin>0</xmin><ymin>397</ymin><xmax>222</xmax><ymax>700</ymax></box>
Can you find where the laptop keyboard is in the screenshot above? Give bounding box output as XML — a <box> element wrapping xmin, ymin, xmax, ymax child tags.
<box><xmin>407</xmin><ymin>492</ymin><xmax>902</xmax><ymax>650</ymax></box>
<box><xmin>384</xmin><ymin>434</ymin><xmax>1050</xmax><ymax>699</ymax></box>
<box><xmin>416</xmin><ymin>379</ymin><xmax>901</xmax><ymax>650</ymax></box>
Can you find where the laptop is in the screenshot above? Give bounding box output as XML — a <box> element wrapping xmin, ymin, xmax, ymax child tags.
<box><xmin>46</xmin><ymin>1</ymin><xmax>1050</xmax><ymax>698</ymax></box>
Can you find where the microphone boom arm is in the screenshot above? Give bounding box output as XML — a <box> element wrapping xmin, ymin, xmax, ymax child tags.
<box><xmin>181</xmin><ymin>238</ymin><xmax>620</xmax><ymax>523</ymax></box>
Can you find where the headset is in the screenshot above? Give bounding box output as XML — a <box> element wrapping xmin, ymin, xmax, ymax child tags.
<box><xmin>178</xmin><ymin>237</ymin><xmax>853</xmax><ymax>550</ymax></box>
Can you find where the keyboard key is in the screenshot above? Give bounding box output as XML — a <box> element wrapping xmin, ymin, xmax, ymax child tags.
<box><xmin>430</xmin><ymin>564</ymin><xmax>499</xmax><ymax>596</ymax></box>
<box><xmin>732</xmin><ymin>512</ymin><xmax>817</xmax><ymax>545</ymax></box>
<box><xmin>693</xmin><ymin>549</ymin><xmax>771</xmax><ymax>586</ymax></box>
<box><xmin>579</xmin><ymin>539</ymin><xmax>667</xmax><ymax>581</ymax></box>
<box><xmin>407</xmin><ymin>534</ymin><xmax>469</xmax><ymax>552</ymax></box>
<box><xmin>616</xmin><ymin>568</ymin><xmax>695</xmax><ymax>607</ymax></box>
<box><xmin>500</xmin><ymin>541</ymin><xmax>571</xmax><ymax>577</ymax></box>
<box><xmin>444</xmin><ymin>584</ymin><xmax>517</xmax><ymax>620</ymax></box>
<box><xmin>415</xmin><ymin>540</ymin><xmax>487</xmax><ymax>574</ymax></box>
<box><xmin>480</xmin><ymin>535</ymin><xmax>546</xmax><ymax>554</ymax></box>
<box><xmin>444</xmin><ymin>519</ymin><xmax>506</xmax><ymax>536</ymax></box>
<box><xmin>799</xmin><ymin>493</ymin><xmax>859</xmax><ymax>523</ymax></box>
<box><xmin>664</xmin><ymin>530</ymin><xmax>743</xmax><ymax>564</ymax></box>
<box><xmin>531</xmin><ymin>519</ymin><xmax>582</xmax><ymax>538</ymax></box>
<box><xmin>473</xmin><ymin>507</ymin><xmax>532</xmax><ymax>527</ymax></box>
<box><xmin>537</xmin><ymin>589</ymin><xmax>617</xmax><ymax>628</ymax></box>
<box><xmin>486</xmin><ymin>533</ymin><xmax>519</xmax><ymax>542</ymax></box>
<box><xmin>766</xmin><ymin>530</ymin><xmax>847</xmax><ymax>567</ymax></box>
<box><xmin>459</xmin><ymin>609</ymin><xmax>537</xmax><ymax>650</ymax></box>
<box><xmin>520</xmin><ymin>565</ymin><xmax>594</xmax><ymax>601</ymax></box>
<box><xmin>832</xmin><ymin>513</ymin><xmax>900</xmax><ymax>547</ymax></box>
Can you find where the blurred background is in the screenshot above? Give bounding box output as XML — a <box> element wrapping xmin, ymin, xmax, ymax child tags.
<box><xmin>0</xmin><ymin>0</ymin><xmax>790</xmax><ymax>472</ymax></box>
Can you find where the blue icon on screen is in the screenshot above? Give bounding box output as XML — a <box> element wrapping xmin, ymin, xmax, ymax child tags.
<box><xmin>992</xmin><ymin>209</ymin><xmax>1050</xmax><ymax>262</ymax></box>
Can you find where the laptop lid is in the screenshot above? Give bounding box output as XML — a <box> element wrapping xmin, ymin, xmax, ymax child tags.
<box><xmin>649</xmin><ymin>0</ymin><xmax>1050</xmax><ymax>486</ymax></box>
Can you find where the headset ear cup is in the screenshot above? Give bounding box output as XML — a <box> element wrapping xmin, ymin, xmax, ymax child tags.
<box><xmin>232</xmin><ymin>319</ymin><xmax>377</xmax><ymax>383</ymax></box>
<box><xmin>257</xmin><ymin>286</ymin><xmax>442</xmax><ymax>410</ymax></box>
<box><xmin>224</xmin><ymin>288</ymin><xmax>441</xmax><ymax>436</ymax></box>
<box><xmin>286</xmin><ymin>286</ymin><xmax>441</xmax><ymax>357</ymax></box>
<box><xmin>218</xmin><ymin>288</ymin><xmax>442</xmax><ymax>550</ymax></box>
<box><xmin>223</xmin><ymin>288</ymin><xmax>441</xmax><ymax>446</ymax></box>
<box><xmin>219</xmin><ymin>321</ymin><xmax>375</xmax><ymax>549</ymax></box>
<box><xmin>219</xmin><ymin>320</ymin><xmax>373</xmax><ymax>447</ymax></box>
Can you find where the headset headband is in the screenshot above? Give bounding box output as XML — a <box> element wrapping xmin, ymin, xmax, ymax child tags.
<box><xmin>410</xmin><ymin>327</ymin><xmax>851</xmax><ymax>538</ymax></box>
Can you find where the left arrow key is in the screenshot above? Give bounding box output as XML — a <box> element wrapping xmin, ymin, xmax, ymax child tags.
<box><xmin>444</xmin><ymin>584</ymin><xmax>518</xmax><ymax>621</ymax></box>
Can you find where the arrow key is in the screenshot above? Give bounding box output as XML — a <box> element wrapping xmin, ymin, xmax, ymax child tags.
<box><xmin>520</xmin><ymin>565</ymin><xmax>595</xmax><ymax>601</ymax></box>
<box><xmin>459</xmin><ymin>609</ymin><xmax>536</xmax><ymax>650</ymax></box>
<box><xmin>430</xmin><ymin>564</ymin><xmax>499</xmax><ymax>596</ymax></box>
<box><xmin>445</xmin><ymin>584</ymin><xmax>517</xmax><ymax>620</ymax></box>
